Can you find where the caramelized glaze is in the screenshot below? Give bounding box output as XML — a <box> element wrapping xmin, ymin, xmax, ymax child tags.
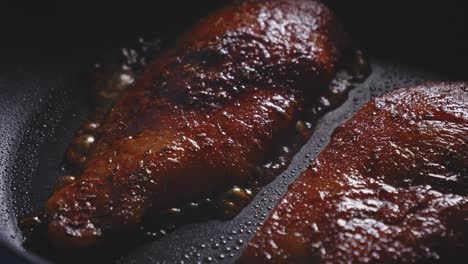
<box><xmin>240</xmin><ymin>82</ymin><xmax>468</xmax><ymax>263</ymax></box>
<box><xmin>43</xmin><ymin>0</ymin><xmax>347</xmax><ymax>247</ymax></box>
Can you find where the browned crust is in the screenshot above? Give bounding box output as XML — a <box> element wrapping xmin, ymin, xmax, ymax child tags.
<box><xmin>240</xmin><ymin>82</ymin><xmax>468</xmax><ymax>263</ymax></box>
<box><xmin>44</xmin><ymin>0</ymin><xmax>346</xmax><ymax>247</ymax></box>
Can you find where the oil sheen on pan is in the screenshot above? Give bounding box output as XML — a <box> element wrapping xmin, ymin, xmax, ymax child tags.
<box><xmin>34</xmin><ymin>0</ymin><xmax>352</xmax><ymax>248</ymax></box>
<box><xmin>240</xmin><ymin>82</ymin><xmax>468</xmax><ymax>263</ymax></box>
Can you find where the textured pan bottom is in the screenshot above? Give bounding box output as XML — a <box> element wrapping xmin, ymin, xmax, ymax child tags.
<box><xmin>0</xmin><ymin>55</ymin><xmax>452</xmax><ymax>263</ymax></box>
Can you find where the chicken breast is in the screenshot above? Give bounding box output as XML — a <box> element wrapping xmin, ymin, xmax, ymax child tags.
<box><xmin>240</xmin><ymin>82</ymin><xmax>468</xmax><ymax>263</ymax></box>
<box><xmin>44</xmin><ymin>0</ymin><xmax>346</xmax><ymax>247</ymax></box>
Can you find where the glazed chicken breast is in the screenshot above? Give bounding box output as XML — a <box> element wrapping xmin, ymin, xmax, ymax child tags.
<box><xmin>44</xmin><ymin>0</ymin><xmax>346</xmax><ymax>247</ymax></box>
<box><xmin>240</xmin><ymin>82</ymin><xmax>468</xmax><ymax>263</ymax></box>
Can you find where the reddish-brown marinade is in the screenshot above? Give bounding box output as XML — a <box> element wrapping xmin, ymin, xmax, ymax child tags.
<box><xmin>240</xmin><ymin>82</ymin><xmax>468</xmax><ymax>263</ymax></box>
<box><xmin>44</xmin><ymin>0</ymin><xmax>346</xmax><ymax>247</ymax></box>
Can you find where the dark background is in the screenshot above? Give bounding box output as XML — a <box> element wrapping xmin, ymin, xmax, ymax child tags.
<box><xmin>1</xmin><ymin>1</ymin><xmax>467</xmax><ymax>67</ymax></box>
<box><xmin>0</xmin><ymin>1</ymin><xmax>466</xmax><ymax>263</ymax></box>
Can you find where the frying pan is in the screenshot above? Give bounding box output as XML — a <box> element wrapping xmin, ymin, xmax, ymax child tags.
<box><xmin>0</xmin><ymin>1</ymin><xmax>466</xmax><ymax>263</ymax></box>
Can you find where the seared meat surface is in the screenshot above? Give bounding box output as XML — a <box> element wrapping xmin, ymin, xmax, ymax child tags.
<box><xmin>44</xmin><ymin>0</ymin><xmax>346</xmax><ymax>247</ymax></box>
<box><xmin>240</xmin><ymin>82</ymin><xmax>468</xmax><ymax>263</ymax></box>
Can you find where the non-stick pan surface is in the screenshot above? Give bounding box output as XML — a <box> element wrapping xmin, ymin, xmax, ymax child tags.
<box><xmin>0</xmin><ymin>1</ymin><xmax>466</xmax><ymax>263</ymax></box>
